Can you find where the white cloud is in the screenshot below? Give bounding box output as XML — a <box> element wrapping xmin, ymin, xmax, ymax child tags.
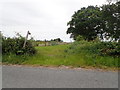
<box><xmin>0</xmin><ymin>0</ymin><xmax>106</xmax><ymax>42</ymax></box>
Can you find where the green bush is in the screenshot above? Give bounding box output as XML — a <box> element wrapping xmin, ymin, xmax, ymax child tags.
<box><xmin>76</xmin><ymin>35</ymin><xmax>85</xmax><ymax>41</ymax></box>
<box><xmin>98</xmin><ymin>42</ymin><xmax>120</xmax><ymax>57</ymax></box>
<box><xmin>50</xmin><ymin>41</ymin><xmax>58</xmax><ymax>46</ymax></box>
<box><xmin>2</xmin><ymin>36</ymin><xmax>36</xmax><ymax>55</ymax></box>
<box><xmin>67</xmin><ymin>41</ymin><xmax>120</xmax><ymax>57</ymax></box>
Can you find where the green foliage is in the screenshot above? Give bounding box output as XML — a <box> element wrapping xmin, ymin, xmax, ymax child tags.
<box><xmin>97</xmin><ymin>42</ymin><xmax>120</xmax><ymax>57</ymax></box>
<box><xmin>0</xmin><ymin>32</ymin><xmax>2</xmax><ymax>56</ymax></box>
<box><xmin>50</xmin><ymin>38</ymin><xmax>63</xmax><ymax>46</ymax></box>
<box><xmin>2</xmin><ymin>35</ymin><xmax>36</xmax><ymax>55</ymax></box>
<box><xmin>101</xmin><ymin>1</ymin><xmax>120</xmax><ymax>41</ymax></box>
<box><xmin>2</xmin><ymin>44</ymin><xmax>119</xmax><ymax>69</ymax></box>
<box><xmin>50</xmin><ymin>41</ymin><xmax>58</xmax><ymax>46</ymax></box>
<box><xmin>65</xmin><ymin>41</ymin><xmax>119</xmax><ymax>67</ymax></box>
<box><xmin>67</xmin><ymin>41</ymin><xmax>120</xmax><ymax>57</ymax></box>
<box><xmin>76</xmin><ymin>35</ymin><xmax>85</xmax><ymax>41</ymax></box>
<box><xmin>67</xmin><ymin>6</ymin><xmax>103</xmax><ymax>41</ymax></box>
<box><xmin>67</xmin><ymin>1</ymin><xmax>120</xmax><ymax>41</ymax></box>
<box><xmin>2</xmin><ymin>54</ymin><xmax>29</xmax><ymax>64</ymax></box>
<box><xmin>51</xmin><ymin>38</ymin><xmax>63</xmax><ymax>42</ymax></box>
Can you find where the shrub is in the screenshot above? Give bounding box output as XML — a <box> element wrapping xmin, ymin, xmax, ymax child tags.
<box><xmin>2</xmin><ymin>35</ymin><xmax>36</xmax><ymax>55</ymax></box>
<box><xmin>98</xmin><ymin>42</ymin><xmax>120</xmax><ymax>57</ymax></box>
<box><xmin>66</xmin><ymin>41</ymin><xmax>120</xmax><ymax>57</ymax></box>
<box><xmin>76</xmin><ymin>35</ymin><xmax>85</xmax><ymax>41</ymax></box>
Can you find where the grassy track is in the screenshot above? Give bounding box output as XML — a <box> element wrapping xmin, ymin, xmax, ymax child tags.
<box><xmin>23</xmin><ymin>45</ymin><xmax>71</xmax><ymax>66</ymax></box>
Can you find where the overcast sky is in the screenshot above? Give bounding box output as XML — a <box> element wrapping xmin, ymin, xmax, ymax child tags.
<box><xmin>0</xmin><ymin>0</ymin><xmax>107</xmax><ymax>42</ymax></box>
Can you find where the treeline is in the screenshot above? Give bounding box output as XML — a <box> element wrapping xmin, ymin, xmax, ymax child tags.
<box><xmin>67</xmin><ymin>1</ymin><xmax>120</xmax><ymax>42</ymax></box>
<box><xmin>33</xmin><ymin>38</ymin><xmax>64</xmax><ymax>46</ymax></box>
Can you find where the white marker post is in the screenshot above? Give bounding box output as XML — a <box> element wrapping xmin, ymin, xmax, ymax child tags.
<box><xmin>23</xmin><ymin>31</ymin><xmax>31</xmax><ymax>48</ymax></box>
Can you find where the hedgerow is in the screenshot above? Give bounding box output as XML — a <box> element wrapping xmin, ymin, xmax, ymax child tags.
<box><xmin>66</xmin><ymin>41</ymin><xmax>120</xmax><ymax>57</ymax></box>
<box><xmin>2</xmin><ymin>35</ymin><xmax>36</xmax><ymax>55</ymax></box>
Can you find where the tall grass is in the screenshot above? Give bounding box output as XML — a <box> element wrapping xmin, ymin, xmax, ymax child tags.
<box><xmin>65</xmin><ymin>41</ymin><xmax>119</xmax><ymax>68</ymax></box>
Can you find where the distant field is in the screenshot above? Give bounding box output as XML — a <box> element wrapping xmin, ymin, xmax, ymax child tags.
<box><xmin>2</xmin><ymin>43</ymin><xmax>119</xmax><ymax>70</ymax></box>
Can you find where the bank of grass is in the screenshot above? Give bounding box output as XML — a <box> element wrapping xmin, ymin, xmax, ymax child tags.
<box><xmin>2</xmin><ymin>42</ymin><xmax>120</xmax><ymax>70</ymax></box>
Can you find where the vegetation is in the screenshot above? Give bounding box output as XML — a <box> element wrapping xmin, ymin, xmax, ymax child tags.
<box><xmin>68</xmin><ymin>41</ymin><xmax>120</xmax><ymax>57</ymax></box>
<box><xmin>67</xmin><ymin>1</ymin><xmax>120</xmax><ymax>41</ymax></box>
<box><xmin>32</xmin><ymin>38</ymin><xmax>63</xmax><ymax>47</ymax></box>
<box><xmin>2</xmin><ymin>41</ymin><xmax>119</xmax><ymax>69</ymax></box>
<box><xmin>51</xmin><ymin>38</ymin><xmax>63</xmax><ymax>42</ymax></box>
<box><xmin>67</xmin><ymin>6</ymin><xmax>102</xmax><ymax>41</ymax></box>
<box><xmin>102</xmin><ymin>1</ymin><xmax>120</xmax><ymax>41</ymax></box>
<box><xmin>1</xmin><ymin>0</ymin><xmax>120</xmax><ymax>70</ymax></box>
<box><xmin>2</xmin><ymin>34</ymin><xmax>36</xmax><ymax>55</ymax></box>
<box><xmin>0</xmin><ymin>32</ymin><xmax>2</xmax><ymax>62</ymax></box>
<box><xmin>65</xmin><ymin>41</ymin><xmax>119</xmax><ymax>68</ymax></box>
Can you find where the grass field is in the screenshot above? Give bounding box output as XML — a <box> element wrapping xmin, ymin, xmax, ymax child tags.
<box><xmin>2</xmin><ymin>43</ymin><xmax>119</xmax><ymax>69</ymax></box>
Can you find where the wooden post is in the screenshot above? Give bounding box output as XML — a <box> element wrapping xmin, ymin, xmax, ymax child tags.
<box><xmin>23</xmin><ymin>31</ymin><xmax>31</xmax><ymax>48</ymax></box>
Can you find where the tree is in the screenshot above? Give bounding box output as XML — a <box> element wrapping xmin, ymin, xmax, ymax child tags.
<box><xmin>106</xmin><ymin>0</ymin><xmax>120</xmax><ymax>4</ymax></box>
<box><xmin>106</xmin><ymin>0</ymin><xmax>113</xmax><ymax>4</ymax></box>
<box><xmin>67</xmin><ymin>6</ymin><xmax>103</xmax><ymax>41</ymax></box>
<box><xmin>101</xmin><ymin>1</ymin><xmax>120</xmax><ymax>41</ymax></box>
<box><xmin>52</xmin><ymin>38</ymin><xmax>63</xmax><ymax>42</ymax></box>
<box><xmin>67</xmin><ymin>1</ymin><xmax>120</xmax><ymax>42</ymax></box>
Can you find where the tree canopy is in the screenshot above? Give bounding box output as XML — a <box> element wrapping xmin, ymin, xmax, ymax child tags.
<box><xmin>67</xmin><ymin>1</ymin><xmax>120</xmax><ymax>41</ymax></box>
<box><xmin>102</xmin><ymin>1</ymin><xmax>120</xmax><ymax>41</ymax></box>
